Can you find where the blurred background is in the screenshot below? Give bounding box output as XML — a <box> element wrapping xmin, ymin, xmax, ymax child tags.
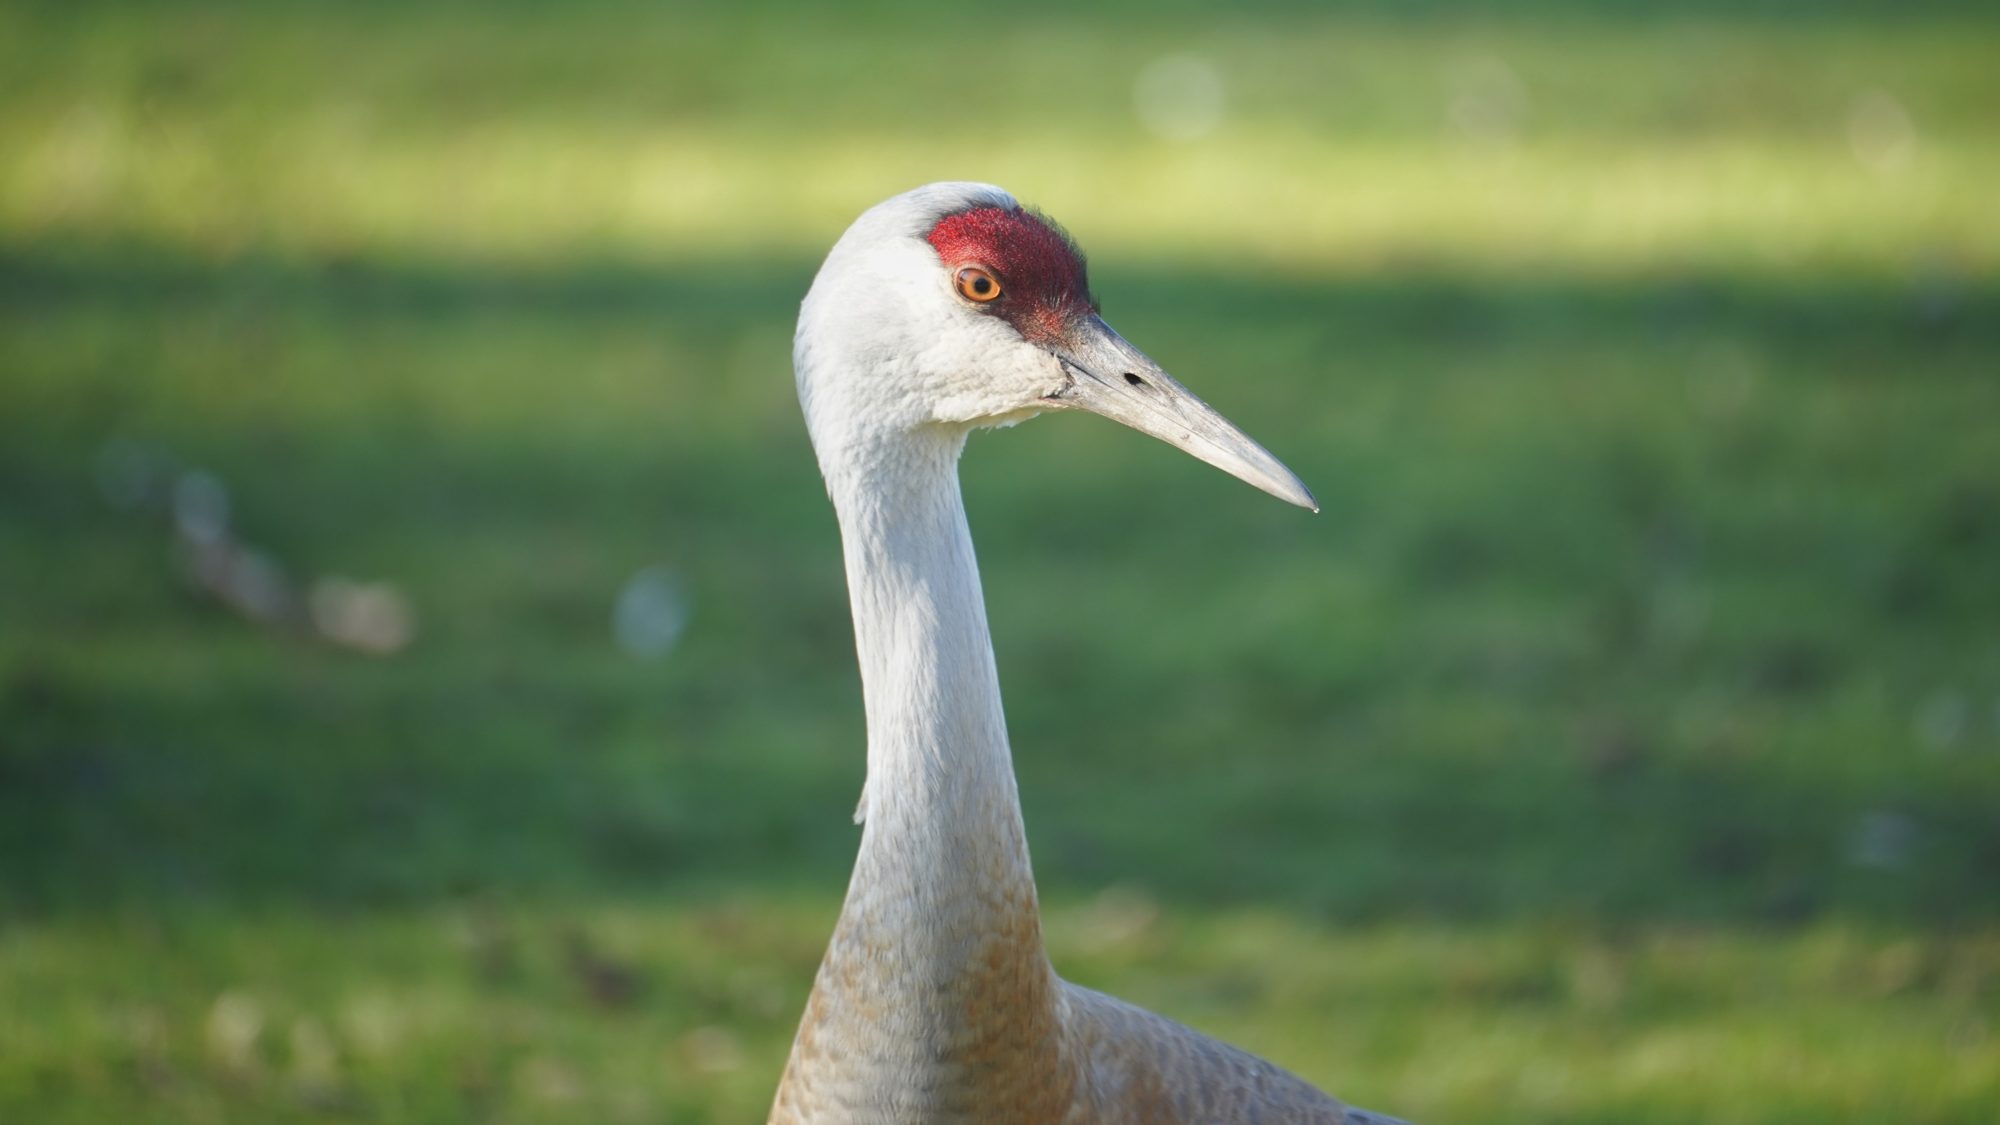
<box><xmin>2</xmin><ymin>0</ymin><xmax>1996</xmax><ymax>1121</ymax></box>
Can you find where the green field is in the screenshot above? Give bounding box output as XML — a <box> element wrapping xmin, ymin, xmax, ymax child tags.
<box><xmin>3</xmin><ymin>2</ymin><xmax>1998</xmax><ymax>1121</ymax></box>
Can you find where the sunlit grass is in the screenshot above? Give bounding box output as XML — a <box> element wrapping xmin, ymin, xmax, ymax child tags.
<box><xmin>6</xmin><ymin>247</ymin><xmax>1995</xmax><ymax>1118</ymax></box>
<box><xmin>10</xmin><ymin>120</ymin><xmax>1994</xmax><ymax>273</ymax></box>
<box><xmin>3</xmin><ymin>900</ymin><xmax>1996</xmax><ymax>1124</ymax></box>
<box><xmin>3</xmin><ymin>5</ymin><xmax>1996</xmax><ymax>272</ymax></box>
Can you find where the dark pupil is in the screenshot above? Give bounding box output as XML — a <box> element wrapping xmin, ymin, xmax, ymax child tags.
<box><xmin>973</xmin><ymin>276</ymin><xmax>992</xmax><ymax>294</ymax></box>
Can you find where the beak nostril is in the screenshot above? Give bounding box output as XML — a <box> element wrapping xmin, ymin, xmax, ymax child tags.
<box><xmin>1123</xmin><ymin>372</ymin><xmax>1146</xmax><ymax>387</ymax></box>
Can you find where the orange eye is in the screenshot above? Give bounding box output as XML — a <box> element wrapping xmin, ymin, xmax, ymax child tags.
<box><xmin>955</xmin><ymin>266</ymin><xmax>1002</xmax><ymax>302</ymax></box>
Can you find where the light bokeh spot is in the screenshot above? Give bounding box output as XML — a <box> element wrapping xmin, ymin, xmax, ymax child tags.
<box><xmin>1134</xmin><ymin>54</ymin><xmax>1226</xmax><ymax>143</ymax></box>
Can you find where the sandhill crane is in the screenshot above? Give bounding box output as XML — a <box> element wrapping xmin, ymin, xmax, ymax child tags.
<box><xmin>771</xmin><ymin>182</ymin><xmax>1407</xmax><ymax>1124</ymax></box>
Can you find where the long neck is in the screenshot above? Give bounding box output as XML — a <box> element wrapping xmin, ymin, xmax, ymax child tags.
<box><xmin>777</xmin><ymin>426</ymin><xmax>1072</xmax><ymax>1117</ymax></box>
<box><xmin>837</xmin><ymin>431</ymin><xmax>1023</xmax><ymax>849</ymax></box>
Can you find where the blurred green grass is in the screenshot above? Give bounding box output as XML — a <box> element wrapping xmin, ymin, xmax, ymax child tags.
<box><xmin>2</xmin><ymin>2</ymin><xmax>1997</xmax><ymax>1122</ymax></box>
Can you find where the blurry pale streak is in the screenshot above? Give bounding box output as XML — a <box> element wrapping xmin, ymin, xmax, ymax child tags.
<box><xmin>171</xmin><ymin>469</ymin><xmax>295</xmax><ymax>623</ymax></box>
<box><xmin>101</xmin><ymin>441</ymin><xmax>418</xmax><ymax>654</ymax></box>
<box><xmin>1848</xmin><ymin>90</ymin><xmax>1917</xmax><ymax>175</ymax></box>
<box><xmin>310</xmin><ymin>578</ymin><xmax>415</xmax><ymax>655</ymax></box>
<box><xmin>1133</xmin><ymin>54</ymin><xmax>1226</xmax><ymax>142</ymax></box>
<box><xmin>1446</xmin><ymin>53</ymin><xmax>1530</xmax><ymax>146</ymax></box>
<box><xmin>182</xmin><ymin>542</ymin><xmax>294</xmax><ymax>624</ymax></box>
<box><xmin>615</xmin><ymin>564</ymin><xmax>689</xmax><ymax>659</ymax></box>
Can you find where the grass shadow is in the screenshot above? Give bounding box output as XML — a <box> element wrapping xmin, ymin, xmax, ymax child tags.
<box><xmin>2</xmin><ymin>241</ymin><xmax>1996</xmax><ymax>931</ymax></box>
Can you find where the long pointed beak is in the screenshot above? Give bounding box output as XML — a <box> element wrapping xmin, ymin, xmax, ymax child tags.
<box><xmin>1042</xmin><ymin>314</ymin><xmax>1318</xmax><ymax>511</ymax></box>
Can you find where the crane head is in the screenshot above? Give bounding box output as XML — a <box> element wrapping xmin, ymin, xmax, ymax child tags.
<box><xmin>796</xmin><ymin>182</ymin><xmax>1316</xmax><ymax>511</ymax></box>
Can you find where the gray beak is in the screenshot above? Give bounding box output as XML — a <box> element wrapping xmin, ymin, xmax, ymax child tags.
<box><xmin>1043</xmin><ymin>314</ymin><xmax>1318</xmax><ymax>511</ymax></box>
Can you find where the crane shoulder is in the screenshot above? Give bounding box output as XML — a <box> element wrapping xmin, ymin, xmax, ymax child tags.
<box><xmin>1057</xmin><ymin>980</ymin><xmax>1409</xmax><ymax>1124</ymax></box>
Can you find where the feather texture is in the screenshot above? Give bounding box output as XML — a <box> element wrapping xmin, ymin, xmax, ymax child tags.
<box><xmin>771</xmin><ymin>183</ymin><xmax>1405</xmax><ymax>1124</ymax></box>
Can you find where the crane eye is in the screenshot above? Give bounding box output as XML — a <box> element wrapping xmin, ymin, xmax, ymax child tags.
<box><xmin>954</xmin><ymin>266</ymin><xmax>1003</xmax><ymax>303</ymax></box>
